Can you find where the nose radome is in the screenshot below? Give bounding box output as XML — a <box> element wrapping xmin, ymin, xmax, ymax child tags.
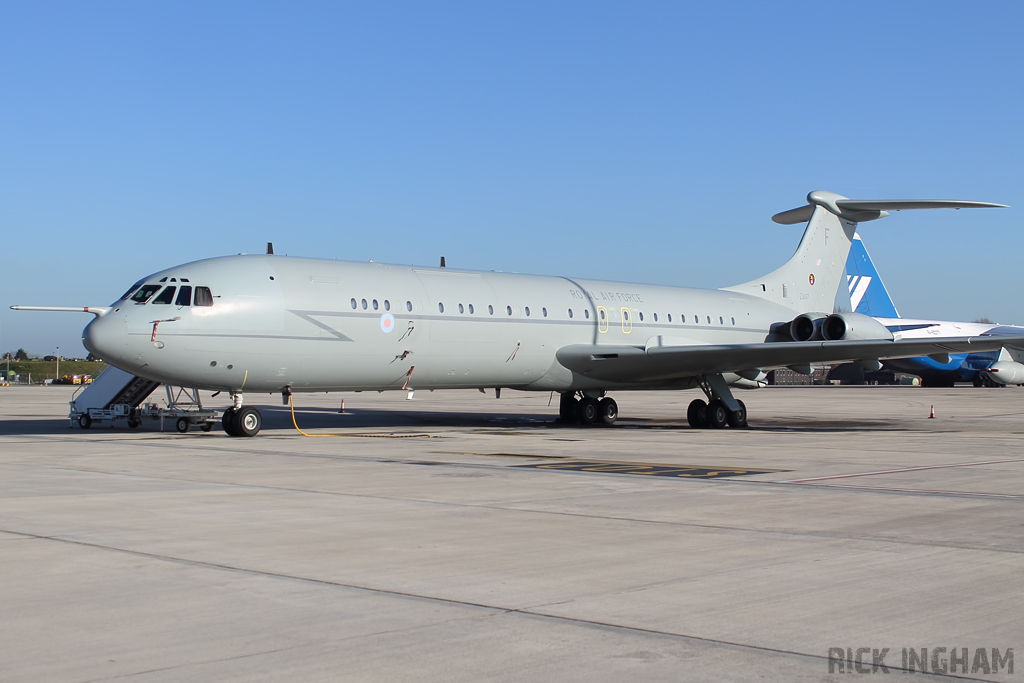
<box><xmin>83</xmin><ymin>314</ymin><xmax>126</xmax><ymax>363</ymax></box>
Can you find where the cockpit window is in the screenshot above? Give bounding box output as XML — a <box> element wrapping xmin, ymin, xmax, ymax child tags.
<box><xmin>152</xmin><ymin>286</ymin><xmax>176</xmax><ymax>305</ymax></box>
<box><xmin>175</xmin><ymin>286</ymin><xmax>192</xmax><ymax>307</ymax></box>
<box><xmin>194</xmin><ymin>286</ymin><xmax>214</xmax><ymax>307</ymax></box>
<box><xmin>130</xmin><ymin>284</ymin><xmax>162</xmax><ymax>304</ymax></box>
<box><xmin>120</xmin><ymin>279</ymin><xmax>145</xmax><ymax>301</ymax></box>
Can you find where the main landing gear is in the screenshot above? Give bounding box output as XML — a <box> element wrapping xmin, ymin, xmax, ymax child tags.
<box><xmin>687</xmin><ymin>374</ymin><xmax>748</xmax><ymax>430</ymax></box>
<box><xmin>222</xmin><ymin>393</ymin><xmax>263</xmax><ymax>437</ymax></box>
<box><xmin>559</xmin><ymin>391</ymin><xmax>617</xmax><ymax>426</ymax></box>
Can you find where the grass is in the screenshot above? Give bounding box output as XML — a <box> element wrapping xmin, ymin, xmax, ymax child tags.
<box><xmin>2</xmin><ymin>360</ymin><xmax>107</xmax><ymax>383</ymax></box>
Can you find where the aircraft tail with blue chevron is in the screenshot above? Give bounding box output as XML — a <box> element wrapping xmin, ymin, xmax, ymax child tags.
<box><xmin>845</xmin><ymin>234</ymin><xmax>900</xmax><ymax>319</ymax></box>
<box><xmin>844</xmin><ymin>233</ymin><xmax>1024</xmax><ymax>386</ymax></box>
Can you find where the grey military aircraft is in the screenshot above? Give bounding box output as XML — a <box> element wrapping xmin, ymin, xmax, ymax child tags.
<box><xmin>13</xmin><ymin>191</ymin><xmax>1020</xmax><ymax>437</ymax></box>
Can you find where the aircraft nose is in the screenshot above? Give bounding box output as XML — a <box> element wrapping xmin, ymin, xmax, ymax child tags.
<box><xmin>82</xmin><ymin>314</ymin><xmax>126</xmax><ymax>362</ymax></box>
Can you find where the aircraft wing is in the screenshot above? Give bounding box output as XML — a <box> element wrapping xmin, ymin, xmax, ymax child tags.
<box><xmin>555</xmin><ymin>336</ymin><xmax>1024</xmax><ymax>384</ymax></box>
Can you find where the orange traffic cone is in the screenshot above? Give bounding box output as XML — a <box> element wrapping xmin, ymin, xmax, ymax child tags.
<box><xmin>929</xmin><ymin>405</ymin><xmax>936</xmax><ymax>418</ymax></box>
<box><xmin>339</xmin><ymin>399</ymin><xmax>345</xmax><ymax>413</ymax></box>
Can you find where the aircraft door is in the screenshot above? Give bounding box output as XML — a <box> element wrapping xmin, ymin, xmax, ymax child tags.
<box><xmin>621</xmin><ymin>307</ymin><xmax>632</xmax><ymax>334</ymax></box>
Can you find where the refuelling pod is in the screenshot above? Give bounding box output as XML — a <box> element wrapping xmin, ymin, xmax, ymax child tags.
<box><xmin>789</xmin><ymin>313</ymin><xmax>829</xmax><ymax>341</ymax></box>
<box><xmin>985</xmin><ymin>361</ymin><xmax>1024</xmax><ymax>385</ymax></box>
<box><xmin>821</xmin><ymin>312</ymin><xmax>894</xmax><ymax>341</ymax></box>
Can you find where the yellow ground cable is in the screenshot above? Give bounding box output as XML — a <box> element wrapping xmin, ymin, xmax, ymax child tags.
<box><xmin>288</xmin><ymin>395</ymin><xmax>433</xmax><ymax>439</ymax></box>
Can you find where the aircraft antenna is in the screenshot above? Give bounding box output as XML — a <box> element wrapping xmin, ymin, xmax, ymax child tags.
<box><xmin>267</xmin><ymin>242</ymin><xmax>274</xmax><ymax>255</ymax></box>
<box><xmin>439</xmin><ymin>256</ymin><xmax>446</xmax><ymax>268</ymax></box>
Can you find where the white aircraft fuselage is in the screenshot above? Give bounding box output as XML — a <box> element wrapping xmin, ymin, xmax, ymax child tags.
<box><xmin>84</xmin><ymin>255</ymin><xmax>788</xmax><ymax>395</ymax></box>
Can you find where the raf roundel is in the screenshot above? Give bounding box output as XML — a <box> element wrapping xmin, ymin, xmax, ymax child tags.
<box><xmin>380</xmin><ymin>313</ymin><xmax>395</xmax><ymax>333</ymax></box>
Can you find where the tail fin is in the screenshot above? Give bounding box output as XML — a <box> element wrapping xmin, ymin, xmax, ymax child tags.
<box><xmin>723</xmin><ymin>190</ymin><xmax>1006</xmax><ymax>314</ymax></box>
<box><xmin>845</xmin><ymin>234</ymin><xmax>900</xmax><ymax>318</ymax></box>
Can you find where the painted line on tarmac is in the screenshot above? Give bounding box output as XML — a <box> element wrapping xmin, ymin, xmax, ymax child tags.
<box><xmin>779</xmin><ymin>457</ymin><xmax>1024</xmax><ymax>483</ymax></box>
<box><xmin>514</xmin><ymin>459</ymin><xmax>786</xmax><ymax>479</ymax></box>
<box><xmin>789</xmin><ymin>483</ymin><xmax>1024</xmax><ymax>499</ymax></box>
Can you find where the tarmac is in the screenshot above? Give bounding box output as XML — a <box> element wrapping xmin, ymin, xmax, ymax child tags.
<box><xmin>2</xmin><ymin>384</ymin><xmax>1023</xmax><ymax>682</ymax></box>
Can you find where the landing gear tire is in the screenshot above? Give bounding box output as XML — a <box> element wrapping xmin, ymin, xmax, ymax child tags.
<box><xmin>176</xmin><ymin>417</ymin><xmax>190</xmax><ymax>434</ymax></box>
<box><xmin>127</xmin><ymin>417</ymin><xmax>141</xmax><ymax>429</ymax></box>
<box><xmin>687</xmin><ymin>399</ymin><xmax>708</xmax><ymax>429</ymax></box>
<box><xmin>599</xmin><ymin>397</ymin><xmax>618</xmax><ymax>426</ymax></box>
<box><xmin>200</xmin><ymin>422</ymin><xmax>213</xmax><ymax>432</ymax></box>
<box><xmin>707</xmin><ymin>399</ymin><xmax>729</xmax><ymax>429</ymax></box>
<box><xmin>558</xmin><ymin>392</ymin><xmax>577</xmax><ymax>423</ymax></box>
<box><xmin>576</xmin><ymin>397</ymin><xmax>599</xmax><ymax>425</ymax></box>
<box><xmin>222</xmin><ymin>408</ymin><xmax>239</xmax><ymax>437</ymax></box>
<box><xmin>235</xmin><ymin>407</ymin><xmax>262</xmax><ymax>437</ymax></box>
<box><xmin>727</xmin><ymin>400</ymin><xmax>748</xmax><ymax>429</ymax></box>
<box><xmin>78</xmin><ymin>414</ymin><xmax>92</xmax><ymax>430</ymax></box>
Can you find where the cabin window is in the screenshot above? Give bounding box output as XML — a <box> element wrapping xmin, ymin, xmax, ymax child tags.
<box><xmin>599</xmin><ymin>309</ymin><xmax>605</xmax><ymax>320</ymax></box>
<box><xmin>194</xmin><ymin>287</ymin><xmax>214</xmax><ymax>307</ymax></box>
<box><xmin>384</xmin><ymin>300</ymin><xmax>390</xmax><ymax>311</ymax></box>
<box><xmin>731</xmin><ymin>317</ymin><xmax>736</xmax><ymax>325</ymax></box>
<box><xmin>639</xmin><ymin>312</ymin><xmax>644</xmax><ymax>322</ymax></box>
<box><xmin>667</xmin><ymin>314</ymin><xmax>672</xmax><ymax>322</ymax></box>
<box><xmin>542</xmin><ymin>307</ymin><xmax>548</xmax><ymax>317</ymax></box>
<box><xmin>458</xmin><ymin>303</ymin><xmax>464</xmax><ymax>314</ymax></box>
<box><xmin>525</xmin><ymin>307</ymin><xmax>531</xmax><ymax>316</ymax></box>
<box><xmin>175</xmin><ymin>286</ymin><xmax>192</xmax><ymax>307</ymax></box>
<box><xmin>152</xmin><ymin>286</ymin><xmax>176</xmax><ymax>305</ymax></box>
<box><xmin>488</xmin><ymin>305</ymin><xmax>494</xmax><ymax>315</ymax></box>
<box><xmin>372</xmin><ymin>299</ymin><xmax>379</xmax><ymax>310</ymax></box>
<box><xmin>120</xmin><ymin>280</ymin><xmax>145</xmax><ymax>300</ymax></box>
<box><xmin>361</xmin><ymin>299</ymin><xmax>368</xmax><ymax>310</ymax></box>
<box><xmin>694</xmin><ymin>315</ymin><xmax>698</xmax><ymax>324</ymax></box>
<box><xmin>438</xmin><ymin>303</ymin><xmax>445</xmax><ymax>313</ymax></box>
<box><xmin>350</xmin><ymin>298</ymin><xmax>357</xmax><ymax>309</ymax></box>
<box><xmin>130</xmin><ymin>284</ymin><xmax>161</xmax><ymax>304</ymax></box>
<box><xmin>653</xmin><ymin>313</ymin><xmax>658</xmax><ymax>322</ymax></box>
<box><xmin>720</xmin><ymin>316</ymin><xmax>724</xmax><ymax>325</ymax></box>
<box><xmin>568</xmin><ymin>309</ymin><xmax>574</xmax><ymax>318</ymax></box>
<box><xmin>506</xmin><ymin>305</ymin><xmax>513</xmax><ymax>316</ymax></box>
<box><xmin>468</xmin><ymin>304</ymin><xmax>474</xmax><ymax>314</ymax></box>
<box><xmin>406</xmin><ymin>301</ymin><xmax>412</xmax><ymax>312</ymax></box>
<box><xmin>707</xmin><ymin>316</ymin><xmax>712</xmax><ymax>324</ymax></box>
<box><xmin>681</xmin><ymin>314</ymin><xmax>685</xmax><ymax>323</ymax></box>
<box><xmin>585</xmin><ymin>309</ymin><xmax>590</xmax><ymax>319</ymax></box>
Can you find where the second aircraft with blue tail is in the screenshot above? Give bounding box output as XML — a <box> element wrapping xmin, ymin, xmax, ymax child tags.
<box><xmin>845</xmin><ymin>234</ymin><xmax>1024</xmax><ymax>386</ymax></box>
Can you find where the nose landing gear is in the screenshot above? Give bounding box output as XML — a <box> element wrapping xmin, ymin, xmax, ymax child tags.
<box><xmin>222</xmin><ymin>394</ymin><xmax>263</xmax><ymax>437</ymax></box>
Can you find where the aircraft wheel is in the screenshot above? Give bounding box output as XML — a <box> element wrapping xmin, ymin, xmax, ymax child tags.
<box><xmin>222</xmin><ymin>408</ymin><xmax>239</xmax><ymax>437</ymax></box>
<box><xmin>127</xmin><ymin>417</ymin><xmax>141</xmax><ymax>429</ymax></box>
<box><xmin>599</xmin><ymin>397</ymin><xmax>618</xmax><ymax>425</ymax></box>
<box><xmin>558</xmin><ymin>392</ymin><xmax>577</xmax><ymax>423</ymax></box>
<box><xmin>236</xmin><ymin>407</ymin><xmax>262</xmax><ymax>437</ymax></box>
<box><xmin>707</xmin><ymin>399</ymin><xmax>729</xmax><ymax>429</ymax></box>
<box><xmin>576</xmin><ymin>397</ymin><xmax>599</xmax><ymax>425</ymax></box>
<box><xmin>176</xmin><ymin>417</ymin><xmax>190</xmax><ymax>434</ymax></box>
<box><xmin>686</xmin><ymin>399</ymin><xmax>708</xmax><ymax>429</ymax></box>
<box><xmin>727</xmin><ymin>400</ymin><xmax>748</xmax><ymax>429</ymax></box>
<box><xmin>78</xmin><ymin>414</ymin><xmax>92</xmax><ymax>429</ymax></box>
<box><xmin>200</xmin><ymin>422</ymin><xmax>213</xmax><ymax>432</ymax></box>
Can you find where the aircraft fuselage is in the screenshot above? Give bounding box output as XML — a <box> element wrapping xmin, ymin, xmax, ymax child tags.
<box><xmin>83</xmin><ymin>255</ymin><xmax>788</xmax><ymax>394</ymax></box>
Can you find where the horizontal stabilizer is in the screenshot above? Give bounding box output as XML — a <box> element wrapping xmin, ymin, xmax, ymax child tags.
<box><xmin>772</xmin><ymin>191</ymin><xmax>1007</xmax><ymax>224</ymax></box>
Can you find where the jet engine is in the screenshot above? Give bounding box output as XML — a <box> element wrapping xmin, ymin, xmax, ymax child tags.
<box><xmin>821</xmin><ymin>312</ymin><xmax>894</xmax><ymax>342</ymax></box>
<box><xmin>985</xmin><ymin>361</ymin><xmax>1024</xmax><ymax>385</ymax></box>
<box><xmin>789</xmin><ymin>313</ymin><xmax>829</xmax><ymax>342</ymax></box>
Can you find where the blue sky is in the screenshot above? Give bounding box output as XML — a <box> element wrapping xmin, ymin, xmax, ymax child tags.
<box><xmin>2</xmin><ymin>1</ymin><xmax>1022</xmax><ymax>356</ymax></box>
